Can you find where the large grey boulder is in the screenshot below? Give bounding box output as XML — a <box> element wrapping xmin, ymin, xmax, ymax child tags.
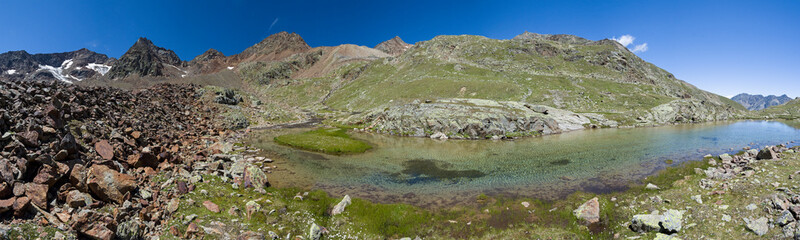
<box><xmin>745</xmin><ymin>217</ymin><xmax>769</xmax><ymax>236</ymax></box>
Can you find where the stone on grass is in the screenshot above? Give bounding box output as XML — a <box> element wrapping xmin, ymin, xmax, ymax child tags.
<box><xmin>331</xmin><ymin>195</ymin><xmax>351</xmax><ymax>215</ymax></box>
<box><xmin>691</xmin><ymin>195</ymin><xmax>702</xmax><ymax>204</ymax></box>
<box><xmin>309</xmin><ymin>223</ymin><xmax>322</xmax><ymax>240</ymax></box>
<box><xmin>745</xmin><ymin>217</ymin><xmax>769</xmax><ymax>236</ymax></box>
<box><xmin>777</xmin><ymin>210</ymin><xmax>795</xmax><ymax>227</ymax></box>
<box><xmin>661</xmin><ymin>209</ymin><xmax>684</xmax><ymax>233</ymax></box>
<box><xmin>654</xmin><ymin>233</ymin><xmax>682</xmax><ymax>240</ymax></box>
<box><xmin>757</xmin><ymin>147</ymin><xmax>777</xmax><ymax>160</ymax></box>
<box><xmin>573</xmin><ymin>197</ymin><xmax>600</xmax><ymax>224</ymax></box>
<box><xmin>746</xmin><ymin>203</ymin><xmax>758</xmax><ymax>211</ymax></box>
<box><xmin>646</xmin><ymin>183</ymin><xmax>660</xmax><ymax>190</ymax></box>
<box><xmin>203</xmin><ymin>201</ymin><xmax>220</xmax><ymax>213</ymax></box>
<box><xmin>631</xmin><ymin>214</ymin><xmax>663</xmax><ymax>233</ymax></box>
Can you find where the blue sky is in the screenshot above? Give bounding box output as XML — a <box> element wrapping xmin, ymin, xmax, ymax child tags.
<box><xmin>1</xmin><ymin>0</ymin><xmax>798</xmax><ymax>97</ymax></box>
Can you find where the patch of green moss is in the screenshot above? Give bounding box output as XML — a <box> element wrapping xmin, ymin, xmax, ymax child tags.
<box><xmin>273</xmin><ymin>128</ymin><xmax>371</xmax><ymax>154</ymax></box>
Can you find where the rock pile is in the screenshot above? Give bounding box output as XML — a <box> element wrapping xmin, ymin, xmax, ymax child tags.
<box><xmin>0</xmin><ymin>80</ymin><xmax>223</xmax><ymax>239</ymax></box>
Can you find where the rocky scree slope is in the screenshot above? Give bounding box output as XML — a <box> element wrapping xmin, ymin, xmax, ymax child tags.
<box><xmin>324</xmin><ymin>32</ymin><xmax>744</xmax><ymax>138</ymax></box>
<box><xmin>0</xmin><ymin>80</ymin><xmax>230</xmax><ymax>239</ymax></box>
<box><xmin>732</xmin><ymin>93</ymin><xmax>793</xmax><ymax>111</ymax></box>
<box><xmin>107</xmin><ymin>37</ymin><xmax>186</xmax><ymax>79</ymax></box>
<box><xmin>0</xmin><ymin>49</ymin><xmax>113</xmax><ymax>83</ymax></box>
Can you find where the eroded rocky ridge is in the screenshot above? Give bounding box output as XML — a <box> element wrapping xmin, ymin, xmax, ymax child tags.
<box><xmin>359</xmin><ymin>98</ymin><xmax>618</xmax><ymax>139</ymax></box>
<box><xmin>107</xmin><ymin>38</ymin><xmax>185</xmax><ymax>79</ymax></box>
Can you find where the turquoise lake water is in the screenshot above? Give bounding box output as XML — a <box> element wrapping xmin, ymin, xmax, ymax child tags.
<box><xmin>249</xmin><ymin>120</ymin><xmax>800</xmax><ymax>207</ymax></box>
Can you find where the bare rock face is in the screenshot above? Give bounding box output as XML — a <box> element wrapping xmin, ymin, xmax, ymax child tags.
<box><xmin>375</xmin><ymin>36</ymin><xmax>413</xmax><ymax>56</ymax></box>
<box><xmin>107</xmin><ymin>37</ymin><xmax>184</xmax><ymax>79</ymax></box>
<box><xmin>235</xmin><ymin>31</ymin><xmax>311</xmax><ymax>62</ymax></box>
<box><xmin>87</xmin><ymin>165</ymin><xmax>137</xmax><ymax>204</ymax></box>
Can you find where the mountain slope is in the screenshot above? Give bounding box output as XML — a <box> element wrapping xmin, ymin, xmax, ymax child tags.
<box><xmin>322</xmin><ymin>33</ymin><xmax>743</xmax><ymax>127</ymax></box>
<box><xmin>0</xmin><ymin>49</ymin><xmax>112</xmax><ymax>83</ymax></box>
<box><xmin>731</xmin><ymin>93</ymin><xmax>793</xmax><ymax>110</ymax></box>
<box><xmin>758</xmin><ymin>98</ymin><xmax>800</xmax><ymax>119</ymax></box>
<box><xmin>107</xmin><ymin>37</ymin><xmax>185</xmax><ymax>79</ymax></box>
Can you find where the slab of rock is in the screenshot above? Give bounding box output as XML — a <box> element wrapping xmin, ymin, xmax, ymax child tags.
<box><xmin>203</xmin><ymin>201</ymin><xmax>220</xmax><ymax>213</ymax></box>
<box><xmin>654</xmin><ymin>233</ymin><xmax>682</xmax><ymax>240</ymax></box>
<box><xmin>331</xmin><ymin>195</ymin><xmax>352</xmax><ymax>215</ymax></box>
<box><xmin>573</xmin><ymin>197</ymin><xmax>600</xmax><ymax>224</ymax></box>
<box><xmin>67</xmin><ymin>190</ymin><xmax>92</xmax><ymax>208</ymax></box>
<box><xmin>0</xmin><ymin>198</ymin><xmax>14</xmax><ymax>214</ymax></box>
<box><xmin>87</xmin><ymin>165</ymin><xmax>137</xmax><ymax>204</ymax></box>
<box><xmin>24</xmin><ymin>183</ymin><xmax>48</xmax><ymax>209</ymax></box>
<box><xmin>95</xmin><ymin>140</ymin><xmax>114</xmax><ymax>160</ymax></box>
<box><xmin>631</xmin><ymin>214</ymin><xmax>663</xmax><ymax>233</ymax></box>
<box><xmin>745</xmin><ymin>217</ymin><xmax>769</xmax><ymax>236</ymax></box>
<box><xmin>646</xmin><ymin>183</ymin><xmax>660</xmax><ymax>190</ymax></box>
<box><xmin>661</xmin><ymin>209</ymin><xmax>684</xmax><ymax>233</ymax></box>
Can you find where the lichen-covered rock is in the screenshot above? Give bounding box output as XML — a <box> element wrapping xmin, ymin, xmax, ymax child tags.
<box><xmin>744</xmin><ymin>217</ymin><xmax>769</xmax><ymax>236</ymax></box>
<box><xmin>661</xmin><ymin>209</ymin><xmax>684</xmax><ymax>233</ymax></box>
<box><xmin>573</xmin><ymin>197</ymin><xmax>600</xmax><ymax>224</ymax></box>
<box><xmin>87</xmin><ymin>165</ymin><xmax>137</xmax><ymax>204</ymax></box>
<box><xmin>631</xmin><ymin>214</ymin><xmax>663</xmax><ymax>233</ymax></box>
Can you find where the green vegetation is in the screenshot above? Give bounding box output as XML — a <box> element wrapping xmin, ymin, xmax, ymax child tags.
<box><xmin>757</xmin><ymin>98</ymin><xmax>800</xmax><ymax>119</ymax></box>
<box><xmin>273</xmin><ymin>128</ymin><xmax>372</xmax><ymax>154</ymax></box>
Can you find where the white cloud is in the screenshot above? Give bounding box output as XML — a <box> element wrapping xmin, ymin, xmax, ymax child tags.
<box><xmin>612</xmin><ymin>34</ymin><xmax>635</xmax><ymax>47</ymax></box>
<box><xmin>268</xmin><ymin>18</ymin><xmax>279</xmax><ymax>32</ymax></box>
<box><xmin>612</xmin><ymin>34</ymin><xmax>649</xmax><ymax>53</ymax></box>
<box><xmin>631</xmin><ymin>43</ymin><xmax>648</xmax><ymax>53</ymax></box>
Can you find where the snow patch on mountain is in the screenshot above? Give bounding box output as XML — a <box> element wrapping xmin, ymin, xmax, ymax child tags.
<box><xmin>87</xmin><ymin>63</ymin><xmax>112</xmax><ymax>76</ymax></box>
<box><xmin>37</xmin><ymin>59</ymin><xmax>81</xmax><ymax>83</ymax></box>
<box><xmin>4</xmin><ymin>69</ymin><xmax>16</xmax><ymax>75</ymax></box>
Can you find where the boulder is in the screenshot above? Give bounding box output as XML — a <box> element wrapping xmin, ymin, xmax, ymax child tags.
<box><xmin>203</xmin><ymin>200</ymin><xmax>220</xmax><ymax>213</ymax></box>
<box><xmin>127</xmin><ymin>151</ymin><xmax>158</xmax><ymax>168</ymax></box>
<box><xmin>0</xmin><ymin>198</ymin><xmax>14</xmax><ymax>214</ymax></box>
<box><xmin>87</xmin><ymin>165</ymin><xmax>137</xmax><ymax>204</ymax></box>
<box><xmin>654</xmin><ymin>233</ymin><xmax>682</xmax><ymax>240</ymax></box>
<box><xmin>231</xmin><ymin>162</ymin><xmax>269</xmax><ymax>189</ymax></box>
<box><xmin>60</xmin><ymin>133</ymin><xmax>79</xmax><ymax>154</ymax></box>
<box><xmin>70</xmin><ymin>164</ymin><xmax>89</xmax><ymax>192</ymax></box>
<box><xmin>331</xmin><ymin>195</ymin><xmax>352</xmax><ymax>215</ymax></box>
<box><xmin>67</xmin><ymin>190</ymin><xmax>92</xmax><ymax>208</ymax></box>
<box><xmin>757</xmin><ymin>147</ymin><xmax>777</xmax><ymax>160</ymax></box>
<box><xmin>309</xmin><ymin>223</ymin><xmax>322</xmax><ymax>240</ymax></box>
<box><xmin>745</xmin><ymin>217</ymin><xmax>769</xmax><ymax>236</ymax></box>
<box><xmin>631</xmin><ymin>214</ymin><xmax>663</xmax><ymax>233</ymax></box>
<box><xmin>74</xmin><ymin>210</ymin><xmax>115</xmax><ymax>240</ymax></box>
<box><xmin>646</xmin><ymin>183</ymin><xmax>660</xmax><ymax>190</ymax></box>
<box><xmin>13</xmin><ymin>196</ymin><xmax>30</xmax><ymax>216</ymax></box>
<box><xmin>24</xmin><ymin>183</ymin><xmax>48</xmax><ymax>209</ymax></box>
<box><xmin>95</xmin><ymin>140</ymin><xmax>114</xmax><ymax>160</ymax></box>
<box><xmin>661</xmin><ymin>209</ymin><xmax>684</xmax><ymax>233</ymax></box>
<box><xmin>430</xmin><ymin>132</ymin><xmax>448</xmax><ymax>140</ymax></box>
<box><xmin>778</xmin><ymin>210</ymin><xmax>795</xmax><ymax>227</ymax></box>
<box><xmin>573</xmin><ymin>197</ymin><xmax>600</xmax><ymax>224</ymax></box>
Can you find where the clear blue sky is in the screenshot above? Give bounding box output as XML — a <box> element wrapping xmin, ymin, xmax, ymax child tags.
<box><xmin>1</xmin><ymin>0</ymin><xmax>798</xmax><ymax>97</ymax></box>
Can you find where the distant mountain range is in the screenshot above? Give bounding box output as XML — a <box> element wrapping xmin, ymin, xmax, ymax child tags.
<box><xmin>731</xmin><ymin>93</ymin><xmax>793</xmax><ymax>111</ymax></box>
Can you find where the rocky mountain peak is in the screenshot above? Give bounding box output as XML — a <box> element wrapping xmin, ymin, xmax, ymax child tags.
<box><xmin>107</xmin><ymin>37</ymin><xmax>184</xmax><ymax>79</ymax></box>
<box><xmin>375</xmin><ymin>36</ymin><xmax>413</xmax><ymax>56</ymax></box>
<box><xmin>731</xmin><ymin>93</ymin><xmax>793</xmax><ymax>111</ymax></box>
<box><xmin>191</xmin><ymin>48</ymin><xmax>226</xmax><ymax>63</ymax></box>
<box><xmin>236</xmin><ymin>32</ymin><xmax>311</xmax><ymax>60</ymax></box>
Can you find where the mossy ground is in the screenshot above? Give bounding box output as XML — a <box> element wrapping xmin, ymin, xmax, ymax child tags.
<box><xmin>273</xmin><ymin>128</ymin><xmax>372</xmax><ymax>154</ymax></box>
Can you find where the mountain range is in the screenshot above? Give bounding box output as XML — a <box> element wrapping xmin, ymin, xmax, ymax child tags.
<box><xmin>731</xmin><ymin>93</ymin><xmax>793</xmax><ymax>111</ymax></box>
<box><xmin>1</xmin><ymin>31</ymin><xmax>758</xmax><ymax>137</ymax></box>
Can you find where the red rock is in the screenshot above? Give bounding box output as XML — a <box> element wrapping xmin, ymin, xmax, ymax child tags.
<box><xmin>33</xmin><ymin>164</ymin><xmax>58</xmax><ymax>186</ymax></box>
<box><xmin>87</xmin><ymin>165</ymin><xmax>137</xmax><ymax>204</ymax></box>
<box><xmin>127</xmin><ymin>152</ymin><xmax>158</xmax><ymax>168</ymax></box>
<box><xmin>203</xmin><ymin>200</ymin><xmax>220</xmax><ymax>213</ymax></box>
<box><xmin>13</xmin><ymin>196</ymin><xmax>30</xmax><ymax>216</ymax></box>
<box><xmin>186</xmin><ymin>221</ymin><xmax>199</xmax><ymax>235</ymax></box>
<box><xmin>25</xmin><ymin>183</ymin><xmax>48</xmax><ymax>209</ymax></box>
<box><xmin>70</xmin><ymin>164</ymin><xmax>89</xmax><ymax>192</ymax></box>
<box><xmin>573</xmin><ymin>197</ymin><xmax>600</xmax><ymax>224</ymax></box>
<box><xmin>131</xmin><ymin>131</ymin><xmax>142</xmax><ymax>139</ymax></box>
<box><xmin>17</xmin><ymin>131</ymin><xmax>39</xmax><ymax>147</ymax></box>
<box><xmin>67</xmin><ymin>190</ymin><xmax>90</xmax><ymax>208</ymax></box>
<box><xmin>0</xmin><ymin>182</ymin><xmax>10</xmax><ymax>198</ymax></box>
<box><xmin>95</xmin><ymin>140</ymin><xmax>114</xmax><ymax>160</ymax></box>
<box><xmin>0</xmin><ymin>198</ymin><xmax>14</xmax><ymax>213</ymax></box>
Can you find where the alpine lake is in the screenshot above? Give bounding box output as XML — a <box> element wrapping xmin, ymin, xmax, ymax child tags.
<box><xmin>246</xmin><ymin>120</ymin><xmax>800</xmax><ymax>208</ymax></box>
